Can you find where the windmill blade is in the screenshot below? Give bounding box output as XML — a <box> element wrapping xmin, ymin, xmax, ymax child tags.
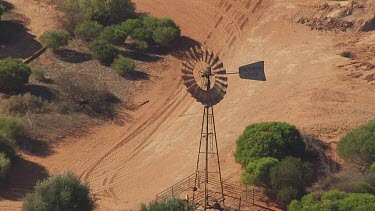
<box><xmin>239</xmin><ymin>61</ymin><xmax>266</xmax><ymax>81</ymax></box>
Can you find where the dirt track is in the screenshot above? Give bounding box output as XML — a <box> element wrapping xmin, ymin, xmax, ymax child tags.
<box><xmin>1</xmin><ymin>0</ymin><xmax>375</xmax><ymax>210</ymax></box>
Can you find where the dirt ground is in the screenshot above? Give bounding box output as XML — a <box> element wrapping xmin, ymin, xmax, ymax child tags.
<box><xmin>1</xmin><ymin>0</ymin><xmax>375</xmax><ymax>210</ymax></box>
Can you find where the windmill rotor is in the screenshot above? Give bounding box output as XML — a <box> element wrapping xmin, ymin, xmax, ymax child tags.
<box><xmin>181</xmin><ymin>46</ymin><xmax>228</xmax><ymax>107</ymax></box>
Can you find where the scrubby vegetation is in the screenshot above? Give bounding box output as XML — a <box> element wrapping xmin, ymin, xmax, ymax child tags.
<box><xmin>23</xmin><ymin>171</ymin><xmax>95</xmax><ymax>211</ymax></box>
<box><xmin>31</xmin><ymin>69</ymin><xmax>46</xmax><ymax>82</ymax></box>
<box><xmin>121</xmin><ymin>16</ymin><xmax>181</xmax><ymax>49</ymax></box>
<box><xmin>0</xmin><ymin>3</ymin><xmax>4</xmax><ymax>21</ymax></box>
<box><xmin>242</xmin><ymin>157</ymin><xmax>278</xmax><ymax>185</ymax></box>
<box><xmin>268</xmin><ymin>157</ymin><xmax>314</xmax><ymax>207</ymax></box>
<box><xmin>99</xmin><ymin>25</ymin><xmax>127</xmax><ymax>45</ymax></box>
<box><xmin>0</xmin><ymin>58</ymin><xmax>31</xmax><ymax>91</ymax></box>
<box><xmin>338</xmin><ymin>119</ymin><xmax>375</xmax><ymax>167</ymax></box>
<box><xmin>40</xmin><ymin>30</ymin><xmax>70</xmax><ymax>50</ymax></box>
<box><xmin>234</xmin><ymin>122</ymin><xmax>305</xmax><ymax>165</ymax></box>
<box><xmin>88</xmin><ymin>40</ymin><xmax>117</xmax><ymax>63</ymax></box>
<box><xmin>62</xmin><ymin>0</ymin><xmax>136</xmax><ymax>27</ymax></box>
<box><xmin>74</xmin><ymin>21</ymin><xmax>103</xmax><ymax>42</ymax></box>
<box><xmin>289</xmin><ymin>190</ymin><xmax>375</xmax><ymax>211</ymax></box>
<box><xmin>235</xmin><ymin>122</ymin><xmax>317</xmax><ymax>208</ymax></box>
<box><xmin>0</xmin><ymin>93</ymin><xmax>50</xmax><ymax>116</ymax></box>
<box><xmin>0</xmin><ymin>116</ymin><xmax>26</xmax><ymax>139</ymax></box>
<box><xmin>0</xmin><ymin>153</ymin><xmax>10</xmax><ymax>181</ymax></box>
<box><xmin>112</xmin><ymin>56</ymin><xmax>135</xmax><ymax>76</ymax></box>
<box><xmin>140</xmin><ymin>198</ymin><xmax>193</xmax><ymax>211</ymax></box>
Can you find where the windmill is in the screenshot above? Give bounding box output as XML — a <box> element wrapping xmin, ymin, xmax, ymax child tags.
<box><xmin>181</xmin><ymin>46</ymin><xmax>266</xmax><ymax>210</ymax></box>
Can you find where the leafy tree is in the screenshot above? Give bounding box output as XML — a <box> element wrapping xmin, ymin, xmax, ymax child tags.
<box><xmin>234</xmin><ymin>122</ymin><xmax>305</xmax><ymax>166</ymax></box>
<box><xmin>120</xmin><ymin>18</ymin><xmax>144</xmax><ymax>35</ymax></box>
<box><xmin>40</xmin><ymin>30</ymin><xmax>70</xmax><ymax>50</ymax></box>
<box><xmin>338</xmin><ymin>119</ymin><xmax>375</xmax><ymax>166</ymax></box>
<box><xmin>23</xmin><ymin>171</ymin><xmax>95</xmax><ymax>211</ymax></box>
<box><xmin>0</xmin><ymin>116</ymin><xmax>26</xmax><ymax>139</ymax></box>
<box><xmin>111</xmin><ymin>56</ymin><xmax>135</xmax><ymax>76</ymax></box>
<box><xmin>268</xmin><ymin>157</ymin><xmax>314</xmax><ymax>207</ymax></box>
<box><xmin>99</xmin><ymin>25</ymin><xmax>127</xmax><ymax>45</ymax></box>
<box><xmin>0</xmin><ymin>58</ymin><xmax>31</xmax><ymax>91</ymax></box>
<box><xmin>242</xmin><ymin>157</ymin><xmax>279</xmax><ymax>185</ymax></box>
<box><xmin>289</xmin><ymin>190</ymin><xmax>375</xmax><ymax>211</ymax></box>
<box><xmin>140</xmin><ymin>198</ymin><xmax>193</xmax><ymax>211</ymax></box>
<box><xmin>88</xmin><ymin>40</ymin><xmax>117</xmax><ymax>63</ymax></box>
<box><xmin>0</xmin><ymin>153</ymin><xmax>10</xmax><ymax>181</ymax></box>
<box><xmin>74</xmin><ymin>21</ymin><xmax>103</xmax><ymax>42</ymax></box>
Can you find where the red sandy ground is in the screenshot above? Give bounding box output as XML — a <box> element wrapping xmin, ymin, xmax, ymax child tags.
<box><xmin>1</xmin><ymin>0</ymin><xmax>375</xmax><ymax>210</ymax></box>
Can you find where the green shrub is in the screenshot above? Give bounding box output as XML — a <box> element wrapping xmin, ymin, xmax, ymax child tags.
<box><xmin>88</xmin><ymin>40</ymin><xmax>117</xmax><ymax>63</ymax></box>
<box><xmin>0</xmin><ymin>3</ymin><xmax>4</xmax><ymax>21</ymax></box>
<box><xmin>120</xmin><ymin>19</ymin><xmax>144</xmax><ymax>35</ymax></box>
<box><xmin>351</xmin><ymin>181</ymin><xmax>375</xmax><ymax>194</ymax></box>
<box><xmin>0</xmin><ymin>116</ymin><xmax>26</xmax><ymax>139</ymax></box>
<box><xmin>0</xmin><ymin>58</ymin><xmax>31</xmax><ymax>91</ymax></box>
<box><xmin>0</xmin><ymin>153</ymin><xmax>10</xmax><ymax>181</ymax></box>
<box><xmin>0</xmin><ymin>135</ymin><xmax>16</xmax><ymax>161</ymax></box>
<box><xmin>74</xmin><ymin>21</ymin><xmax>103</xmax><ymax>42</ymax></box>
<box><xmin>234</xmin><ymin>122</ymin><xmax>305</xmax><ymax>166</ymax></box>
<box><xmin>152</xmin><ymin>26</ymin><xmax>180</xmax><ymax>46</ymax></box>
<box><xmin>40</xmin><ymin>30</ymin><xmax>70</xmax><ymax>50</ymax></box>
<box><xmin>370</xmin><ymin>163</ymin><xmax>375</xmax><ymax>172</ymax></box>
<box><xmin>134</xmin><ymin>40</ymin><xmax>149</xmax><ymax>51</ymax></box>
<box><xmin>120</xmin><ymin>16</ymin><xmax>180</xmax><ymax>47</ymax></box>
<box><xmin>140</xmin><ymin>198</ymin><xmax>193</xmax><ymax>211</ymax></box>
<box><xmin>63</xmin><ymin>0</ymin><xmax>135</xmax><ymax>26</ymax></box>
<box><xmin>0</xmin><ymin>93</ymin><xmax>49</xmax><ymax>116</ymax></box>
<box><xmin>99</xmin><ymin>25</ymin><xmax>127</xmax><ymax>45</ymax></box>
<box><xmin>242</xmin><ymin>157</ymin><xmax>278</xmax><ymax>185</ymax></box>
<box><xmin>338</xmin><ymin>119</ymin><xmax>375</xmax><ymax>166</ymax></box>
<box><xmin>269</xmin><ymin>157</ymin><xmax>314</xmax><ymax>207</ymax></box>
<box><xmin>288</xmin><ymin>190</ymin><xmax>375</xmax><ymax>211</ymax></box>
<box><xmin>111</xmin><ymin>56</ymin><xmax>135</xmax><ymax>75</ymax></box>
<box><xmin>31</xmin><ymin>69</ymin><xmax>46</xmax><ymax>81</ymax></box>
<box><xmin>23</xmin><ymin>171</ymin><xmax>95</xmax><ymax>211</ymax></box>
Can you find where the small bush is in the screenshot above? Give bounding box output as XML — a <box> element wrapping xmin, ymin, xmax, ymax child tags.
<box><xmin>0</xmin><ymin>93</ymin><xmax>50</xmax><ymax>116</ymax></box>
<box><xmin>99</xmin><ymin>25</ymin><xmax>127</xmax><ymax>45</ymax></box>
<box><xmin>0</xmin><ymin>116</ymin><xmax>26</xmax><ymax>139</ymax></box>
<box><xmin>289</xmin><ymin>190</ymin><xmax>375</xmax><ymax>211</ymax></box>
<box><xmin>134</xmin><ymin>39</ymin><xmax>148</xmax><ymax>51</ymax></box>
<box><xmin>268</xmin><ymin>157</ymin><xmax>314</xmax><ymax>207</ymax></box>
<box><xmin>152</xmin><ymin>26</ymin><xmax>180</xmax><ymax>46</ymax></box>
<box><xmin>0</xmin><ymin>58</ymin><xmax>31</xmax><ymax>91</ymax></box>
<box><xmin>0</xmin><ymin>135</ymin><xmax>16</xmax><ymax>161</ymax></box>
<box><xmin>371</xmin><ymin>163</ymin><xmax>375</xmax><ymax>172</ymax></box>
<box><xmin>0</xmin><ymin>153</ymin><xmax>10</xmax><ymax>181</ymax></box>
<box><xmin>88</xmin><ymin>40</ymin><xmax>117</xmax><ymax>63</ymax></box>
<box><xmin>23</xmin><ymin>171</ymin><xmax>95</xmax><ymax>211</ymax></box>
<box><xmin>120</xmin><ymin>19</ymin><xmax>144</xmax><ymax>35</ymax></box>
<box><xmin>234</xmin><ymin>122</ymin><xmax>305</xmax><ymax>166</ymax></box>
<box><xmin>31</xmin><ymin>69</ymin><xmax>46</xmax><ymax>81</ymax></box>
<box><xmin>338</xmin><ymin>119</ymin><xmax>375</xmax><ymax>166</ymax></box>
<box><xmin>111</xmin><ymin>56</ymin><xmax>135</xmax><ymax>76</ymax></box>
<box><xmin>242</xmin><ymin>157</ymin><xmax>279</xmax><ymax>185</ymax></box>
<box><xmin>0</xmin><ymin>3</ymin><xmax>4</xmax><ymax>21</ymax></box>
<box><xmin>74</xmin><ymin>21</ymin><xmax>103</xmax><ymax>42</ymax></box>
<box><xmin>140</xmin><ymin>198</ymin><xmax>193</xmax><ymax>211</ymax></box>
<box><xmin>40</xmin><ymin>30</ymin><xmax>70</xmax><ymax>50</ymax></box>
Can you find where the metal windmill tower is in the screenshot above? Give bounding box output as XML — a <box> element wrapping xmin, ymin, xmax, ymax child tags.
<box><xmin>181</xmin><ymin>46</ymin><xmax>266</xmax><ymax>210</ymax></box>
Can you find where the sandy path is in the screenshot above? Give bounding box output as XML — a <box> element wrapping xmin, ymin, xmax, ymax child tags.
<box><xmin>1</xmin><ymin>0</ymin><xmax>375</xmax><ymax>210</ymax></box>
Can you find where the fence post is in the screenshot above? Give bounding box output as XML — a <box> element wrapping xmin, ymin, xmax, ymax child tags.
<box><xmin>238</xmin><ymin>196</ymin><xmax>242</xmax><ymax>211</ymax></box>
